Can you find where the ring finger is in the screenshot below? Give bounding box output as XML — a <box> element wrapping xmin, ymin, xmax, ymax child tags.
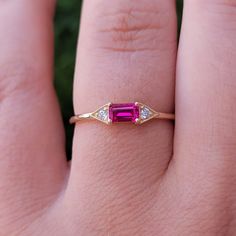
<box><xmin>66</xmin><ymin>0</ymin><xmax>177</xmax><ymax>233</ymax></box>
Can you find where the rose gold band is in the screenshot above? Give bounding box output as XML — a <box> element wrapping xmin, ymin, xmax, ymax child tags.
<box><xmin>70</xmin><ymin>112</ymin><xmax>175</xmax><ymax>124</ymax></box>
<box><xmin>70</xmin><ymin>102</ymin><xmax>175</xmax><ymax>125</ymax></box>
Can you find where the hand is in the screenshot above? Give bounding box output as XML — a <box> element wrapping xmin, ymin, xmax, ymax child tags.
<box><xmin>1</xmin><ymin>0</ymin><xmax>236</xmax><ymax>235</ymax></box>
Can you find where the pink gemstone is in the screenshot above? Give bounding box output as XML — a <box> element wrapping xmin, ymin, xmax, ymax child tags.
<box><xmin>109</xmin><ymin>103</ymin><xmax>139</xmax><ymax>123</ymax></box>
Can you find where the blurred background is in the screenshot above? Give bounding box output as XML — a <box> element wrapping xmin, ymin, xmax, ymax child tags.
<box><xmin>54</xmin><ymin>0</ymin><xmax>183</xmax><ymax>158</ymax></box>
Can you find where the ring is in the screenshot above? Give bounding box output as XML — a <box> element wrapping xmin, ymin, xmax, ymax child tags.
<box><xmin>70</xmin><ymin>102</ymin><xmax>175</xmax><ymax>125</ymax></box>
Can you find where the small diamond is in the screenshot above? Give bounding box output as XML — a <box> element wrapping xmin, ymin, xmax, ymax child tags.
<box><xmin>140</xmin><ymin>107</ymin><xmax>152</xmax><ymax>120</ymax></box>
<box><xmin>97</xmin><ymin>109</ymin><xmax>108</xmax><ymax>121</ymax></box>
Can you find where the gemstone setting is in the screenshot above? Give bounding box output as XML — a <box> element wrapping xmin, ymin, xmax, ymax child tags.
<box><xmin>140</xmin><ymin>107</ymin><xmax>152</xmax><ymax>120</ymax></box>
<box><xmin>97</xmin><ymin>108</ymin><xmax>108</xmax><ymax>121</ymax></box>
<box><xmin>91</xmin><ymin>102</ymin><xmax>158</xmax><ymax>125</ymax></box>
<box><xmin>91</xmin><ymin>104</ymin><xmax>110</xmax><ymax>124</ymax></box>
<box><xmin>109</xmin><ymin>103</ymin><xmax>139</xmax><ymax>123</ymax></box>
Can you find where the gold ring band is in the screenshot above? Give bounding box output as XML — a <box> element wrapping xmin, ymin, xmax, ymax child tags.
<box><xmin>70</xmin><ymin>102</ymin><xmax>175</xmax><ymax>125</ymax></box>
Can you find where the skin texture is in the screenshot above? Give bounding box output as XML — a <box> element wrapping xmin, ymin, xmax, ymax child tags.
<box><xmin>0</xmin><ymin>0</ymin><xmax>236</xmax><ymax>235</ymax></box>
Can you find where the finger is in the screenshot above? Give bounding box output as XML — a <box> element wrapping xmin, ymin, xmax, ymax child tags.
<box><xmin>175</xmin><ymin>1</ymin><xmax>236</xmax><ymax>176</ymax></box>
<box><xmin>66</xmin><ymin>0</ymin><xmax>177</xmax><ymax>230</ymax></box>
<box><xmin>0</xmin><ymin>0</ymin><xmax>67</xmax><ymax>227</ymax></box>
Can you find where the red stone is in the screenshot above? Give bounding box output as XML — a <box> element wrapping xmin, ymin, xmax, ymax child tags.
<box><xmin>109</xmin><ymin>103</ymin><xmax>139</xmax><ymax>123</ymax></box>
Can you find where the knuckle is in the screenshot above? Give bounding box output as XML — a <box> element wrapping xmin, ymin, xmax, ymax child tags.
<box><xmin>190</xmin><ymin>0</ymin><xmax>236</xmax><ymax>6</ymax></box>
<box><xmin>212</xmin><ymin>0</ymin><xmax>236</xmax><ymax>16</ymax></box>
<box><xmin>90</xmin><ymin>1</ymin><xmax>176</xmax><ymax>53</ymax></box>
<box><xmin>0</xmin><ymin>60</ymin><xmax>48</xmax><ymax>101</ymax></box>
<box><xmin>196</xmin><ymin>0</ymin><xmax>236</xmax><ymax>21</ymax></box>
<box><xmin>217</xmin><ymin>0</ymin><xmax>236</xmax><ymax>7</ymax></box>
<box><xmin>188</xmin><ymin>0</ymin><xmax>236</xmax><ymax>35</ymax></box>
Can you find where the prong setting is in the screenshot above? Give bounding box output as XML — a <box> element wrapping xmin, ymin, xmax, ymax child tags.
<box><xmin>134</xmin><ymin>118</ymin><xmax>141</xmax><ymax>125</ymax></box>
<box><xmin>108</xmin><ymin>118</ymin><xmax>112</xmax><ymax>125</ymax></box>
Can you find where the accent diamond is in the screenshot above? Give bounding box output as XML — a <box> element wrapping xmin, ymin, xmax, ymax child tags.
<box><xmin>97</xmin><ymin>108</ymin><xmax>108</xmax><ymax>121</ymax></box>
<box><xmin>140</xmin><ymin>107</ymin><xmax>152</xmax><ymax>120</ymax></box>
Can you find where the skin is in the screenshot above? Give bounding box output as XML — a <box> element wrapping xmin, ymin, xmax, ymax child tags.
<box><xmin>0</xmin><ymin>0</ymin><xmax>236</xmax><ymax>235</ymax></box>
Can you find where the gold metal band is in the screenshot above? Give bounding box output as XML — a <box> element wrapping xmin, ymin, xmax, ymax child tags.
<box><xmin>70</xmin><ymin>113</ymin><xmax>93</xmax><ymax>123</ymax></box>
<box><xmin>70</xmin><ymin>112</ymin><xmax>175</xmax><ymax>124</ymax></box>
<box><xmin>70</xmin><ymin>102</ymin><xmax>175</xmax><ymax>125</ymax></box>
